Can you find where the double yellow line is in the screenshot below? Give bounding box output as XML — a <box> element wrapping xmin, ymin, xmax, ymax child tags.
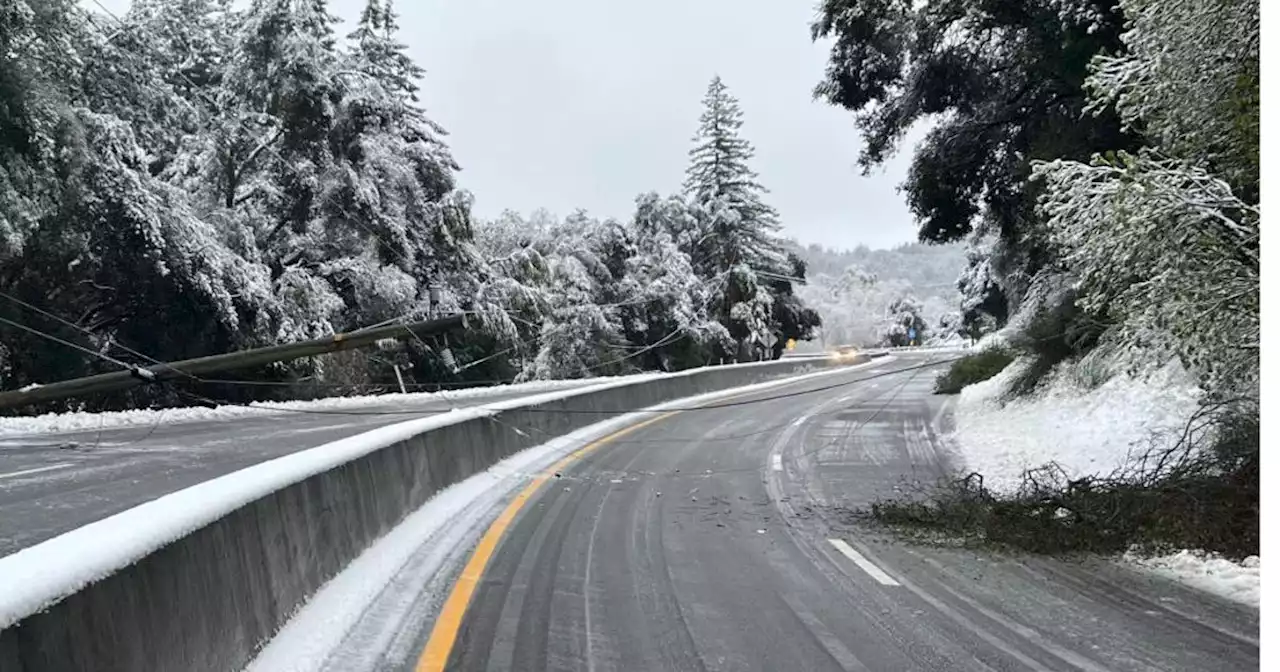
<box><xmin>415</xmin><ymin>411</ymin><xmax>676</xmax><ymax>671</ymax></box>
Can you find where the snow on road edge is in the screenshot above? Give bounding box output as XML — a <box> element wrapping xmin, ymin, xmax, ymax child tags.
<box><xmin>1124</xmin><ymin>550</ymin><xmax>1260</xmax><ymax>608</ymax></box>
<box><xmin>0</xmin><ymin>408</ymin><xmax>482</xmax><ymax>630</ymax></box>
<box><xmin>245</xmin><ymin>357</ymin><xmax>886</xmax><ymax>671</ymax></box>
<box><xmin>0</xmin><ymin>355</ymin><xmax>851</xmax><ymax>437</ymax></box>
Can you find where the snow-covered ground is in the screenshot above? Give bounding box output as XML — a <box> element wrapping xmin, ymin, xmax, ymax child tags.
<box><xmin>0</xmin><ymin>378</ymin><xmax>615</xmax><ymax>437</ymax></box>
<box><xmin>950</xmin><ymin>358</ymin><xmax>1201</xmax><ymax>494</ymax></box>
<box><xmin>948</xmin><ymin>352</ymin><xmax>1261</xmax><ymax>609</ymax></box>
<box><xmin>1125</xmin><ymin>549</ymin><xmax>1260</xmax><ymax>608</ymax></box>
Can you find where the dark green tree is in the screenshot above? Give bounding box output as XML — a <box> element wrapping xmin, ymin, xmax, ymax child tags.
<box><xmin>812</xmin><ymin>0</ymin><xmax>1138</xmax><ymax>313</ymax></box>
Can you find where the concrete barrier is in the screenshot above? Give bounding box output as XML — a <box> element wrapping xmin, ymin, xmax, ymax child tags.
<box><xmin>0</xmin><ymin>357</ymin><xmax>853</xmax><ymax>672</ymax></box>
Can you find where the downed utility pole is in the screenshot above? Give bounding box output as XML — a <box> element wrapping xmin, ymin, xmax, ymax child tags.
<box><xmin>0</xmin><ymin>314</ymin><xmax>467</xmax><ymax>411</ymax></box>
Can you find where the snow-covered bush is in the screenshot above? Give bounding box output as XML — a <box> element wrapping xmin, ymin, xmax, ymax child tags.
<box><xmin>878</xmin><ymin>296</ymin><xmax>927</xmax><ymax>347</ymax></box>
<box><xmin>1034</xmin><ymin>153</ymin><xmax>1257</xmax><ymax>402</ymax></box>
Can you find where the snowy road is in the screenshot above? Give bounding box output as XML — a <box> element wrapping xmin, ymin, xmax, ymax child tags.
<box><xmin>0</xmin><ymin>383</ymin><xmax>600</xmax><ymax>557</ymax></box>
<box><xmin>256</xmin><ymin>352</ymin><xmax>1258</xmax><ymax>672</ymax></box>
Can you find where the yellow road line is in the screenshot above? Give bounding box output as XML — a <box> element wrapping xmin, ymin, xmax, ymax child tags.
<box><xmin>415</xmin><ymin>412</ymin><xmax>676</xmax><ymax>671</ymax></box>
<box><xmin>414</xmin><ymin>362</ymin><xmax>871</xmax><ymax>670</ymax></box>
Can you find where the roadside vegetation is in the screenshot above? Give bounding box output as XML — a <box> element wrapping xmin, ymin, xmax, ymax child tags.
<box><xmin>932</xmin><ymin>347</ymin><xmax>1015</xmax><ymax>395</ymax></box>
<box><xmin>1</xmin><ymin>3</ymin><xmax>818</xmax><ymax>414</ymax></box>
<box><xmin>871</xmin><ymin>402</ymin><xmax>1258</xmax><ymax>559</ymax></box>
<box><xmin>814</xmin><ymin>0</ymin><xmax>1258</xmax><ymax>559</ymax></box>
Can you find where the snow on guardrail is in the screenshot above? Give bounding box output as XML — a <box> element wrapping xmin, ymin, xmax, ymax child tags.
<box><xmin>0</xmin><ymin>376</ymin><xmax>629</xmax><ymax>436</ymax></box>
<box><xmin>0</xmin><ymin>356</ymin><xmax>859</xmax><ymax>629</ymax></box>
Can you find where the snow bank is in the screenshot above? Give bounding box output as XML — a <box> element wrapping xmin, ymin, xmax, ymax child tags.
<box><xmin>951</xmin><ymin>359</ymin><xmax>1201</xmax><ymax>493</ymax></box>
<box><xmin>0</xmin><ymin>377</ymin><xmax>618</xmax><ymax>437</ymax></box>
<box><xmin>1125</xmin><ymin>549</ymin><xmax>1260</xmax><ymax>608</ymax></box>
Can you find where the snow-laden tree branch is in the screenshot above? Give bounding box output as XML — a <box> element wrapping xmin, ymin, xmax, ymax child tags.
<box><xmin>1033</xmin><ymin>151</ymin><xmax>1258</xmax><ymax>399</ymax></box>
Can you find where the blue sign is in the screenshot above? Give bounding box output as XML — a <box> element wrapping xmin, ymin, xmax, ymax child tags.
<box><xmin>907</xmin><ymin>327</ymin><xmax>917</xmax><ymax>340</ymax></box>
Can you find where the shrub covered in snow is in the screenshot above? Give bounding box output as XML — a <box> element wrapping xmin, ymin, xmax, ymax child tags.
<box><xmin>933</xmin><ymin>347</ymin><xmax>1016</xmax><ymax>395</ymax></box>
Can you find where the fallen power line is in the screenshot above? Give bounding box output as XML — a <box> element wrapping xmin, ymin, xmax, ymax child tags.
<box><xmin>0</xmin><ymin>314</ymin><xmax>468</xmax><ymax>410</ymax></box>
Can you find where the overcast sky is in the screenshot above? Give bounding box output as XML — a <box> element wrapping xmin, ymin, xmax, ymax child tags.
<box><xmin>93</xmin><ymin>0</ymin><xmax>924</xmax><ymax>250</ymax></box>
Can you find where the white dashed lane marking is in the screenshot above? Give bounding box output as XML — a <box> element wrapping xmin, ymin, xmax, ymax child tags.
<box><xmin>829</xmin><ymin>538</ymin><xmax>901</xmax><ymax>586</ymax></box>
<box><xmin>0</xmin><ymin>462</ymin><xmax>73</xmax><ymax>481</ymax></box>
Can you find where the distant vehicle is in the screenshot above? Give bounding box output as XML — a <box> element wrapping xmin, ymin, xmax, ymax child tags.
<box><xmin>830</xmin><ymin>344</ymin><xmax>859</xmax><ymax>359</ymax></box>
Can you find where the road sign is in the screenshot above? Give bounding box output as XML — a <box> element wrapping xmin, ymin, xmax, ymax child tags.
<box><xmin>907</xmin><ymin>327</ymin><xmax>917</xmax><ymax>341</ymax></box>
<box><xmin>762</xmin><ymin>331</ymin><xmax>778</xmax><ymax>349</ymax></box>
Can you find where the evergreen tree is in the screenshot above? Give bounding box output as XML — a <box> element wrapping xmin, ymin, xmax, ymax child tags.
<box><xmin>307</xmin><ymin>0</ymin><xmax>477</xmax><ymax>334</ymax></box>
<box><xmin>682</xmin><ymin>76</ymin><xmax>801</xmax><ymax>358</ymax></box>
<box><xmin>683</xmin><ymin>76</ymin><xmax>786</xmax><ymax>276</ymax></box>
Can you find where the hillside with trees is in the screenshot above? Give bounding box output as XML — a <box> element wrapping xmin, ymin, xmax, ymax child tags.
<box><xmin>792</xmin><ymin>241</ymin><xmax>966</xmax><ymax>348</ymax></box>
<box><xmin>0</xmin><ymin>0</ymin><xmax>817</xmax><ymax>412</ymax></box>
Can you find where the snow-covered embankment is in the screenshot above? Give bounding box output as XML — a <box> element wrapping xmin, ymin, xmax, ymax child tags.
<box><xmin>947</xmin><ymin>356</ymin><xmax>1260</xmax><ymax>607</ymax></box>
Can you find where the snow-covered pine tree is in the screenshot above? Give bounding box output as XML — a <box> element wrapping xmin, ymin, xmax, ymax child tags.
<box><xmin>683</xmin><ymin>76</ymin><xmax>786</xmax><ymax>278</ymax></box>
<box><xmin>307</xmin><ymin>0</ymin><xmax>481</xmax><ymax>334</ymax></box>
<box><xmin>682</xmin><ymin>76</ymin><xmax>800</xmax><ymax>357</ymax></box>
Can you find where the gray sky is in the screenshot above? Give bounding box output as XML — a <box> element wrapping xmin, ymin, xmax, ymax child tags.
<box><xmin>94</xmin><ymin>0</ymin><xmax>924</xmax><ymax>250</ymax></box>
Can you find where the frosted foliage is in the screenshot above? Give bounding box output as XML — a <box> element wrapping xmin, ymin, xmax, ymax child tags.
<box><xmin>726</xmin><ymin>264</ymin><xmax>774</xmax><ymax>347</ymax></box>
<box><xmin>524</xmin><ymin>255</ymin><xmax>624</xmax><ymax>380</ymax></box>
<box><xmin>683</xmin><ymin>77</ymin><xmax>786</xmax><ymax>277</ymax></box>
<box><xmin>75</xmin><ymin>112</ymin><xmax>286</xmax><ymax>337</ymax></box>
<box><xmin>1046</xmin><ymin>0</ymin><xmax>1115</xmax><ymax>33</ymax></box>
<box><xmin>800</xmin><ymin>267</ymin><xmax>880</xmax><ymax>346</ymax></box>
<box><xmin>633</xmin><ymin>192</ymin><xmax>701</xmax><ymax>255</ymax></box>
<box><xmin>274</xmin><ymin>267</ymin><xmax>344</xmax><ymax>340</ymax></box>
<box><xmin>317</xmin><ymin>255</ymin><xmax>417</xmax><ymax>322</ymax></box>
<box><xmin>800</xmin><ymin>251</ymin><xmax>957</xmax><ymax>348</ymax></box>
<box><xmin>1086</xmin><ymin>0</ymin><xmax>1258</xmax><ymax>187</ymax></box>
<box><xmin>0</xmin><ymin>0</ymin><xmax>828</xmax><ymax>403</ymax></box>
<box><xmin>0</xmin><ymin>0</ymin><xmax>83</xmax><ymax>260</ymax></box>
<box><xmin>797</xmin><ymin>242</ymin><xmax>965</xmax><ymax>345</ymax></box>
<box><xmin>1029</xmin><ymin>0</ymin><xmax>1258</xmax><ymax>404</ymax></box>
<box><xmin>878</xmin><ymin>295</ymin><xmax>927</xmax><ymax>347</ymax></box>
<box><xmin>1034</xmin><ymin>152</ymin><xmax>1258</xmax><ymax>399</ymax></box>
<box><xmin>624</xmin><ymin>232</ymin><xmax>707</xmax><ymax>336</ymax></box>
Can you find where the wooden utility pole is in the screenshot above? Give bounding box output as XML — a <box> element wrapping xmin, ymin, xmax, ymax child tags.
<box><xmin>0</xmin><ymin>314</ymin><xmax>467</xmax><ymax>410</ymax></box>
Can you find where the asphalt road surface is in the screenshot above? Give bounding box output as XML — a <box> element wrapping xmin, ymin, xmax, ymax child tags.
<box><xmin>0</xmin><ymin>384</ymin><xmax>595</xmax><ymax>556</ymax></box>
<box><xmin>320</xmin><ymin>352</ymin><xmax>1258</xmax><ymax>671</ymax></box>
